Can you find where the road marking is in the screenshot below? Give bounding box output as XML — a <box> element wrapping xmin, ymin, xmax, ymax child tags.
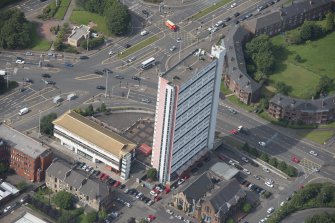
<box><xmin>75</xmin><ymin>74</ymin><xmax>103</xmax><ymax>80</ymax></box>
<box><xmin>299</xmin><ymin>158</ymin><xmax>321</xmax><ymax>174</ymax></box>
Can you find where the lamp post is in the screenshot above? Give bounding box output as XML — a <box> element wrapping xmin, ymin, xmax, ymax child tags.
<box><xmin>210</xmin><ymin>14</ymin><xmax>215</xmax><ymax>42</ymax></box>
<box><xmin>38</xmin><ymin>110</ymin><xmax>42</xmax><ymax>138</ymax></box>
<box><xmin>179</xmin><ymin>40</ymin><xmax>183</xmax><ymax>62</ymax></box>
<box><xmin>105</xmin><ymin>70</ymin><xmax>109</xmax><ymax>98</ymax></box>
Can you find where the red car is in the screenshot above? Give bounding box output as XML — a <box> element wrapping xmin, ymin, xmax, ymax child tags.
<box><xmin>99</xmin><ymin>173</ymin><xmax>105</xmax><ymax>180</ymax></box>
<box><xmin>165</xmin><ymin>188</ymin><xmax>171</xmax><ymax>194</ymax></box>
<box><xmin>291</xmin><ymin>156</ymin><xmax>300</xmax><ymax>163</ymax></box>
<box><xmin>229</xmin><ymin>129</ymin><xmax>238</xmax><ymax>135</ymax></box>
<box><xmin>184</xmin><ymin>174</ymin><xmax>190</xmax><ymax>180</ymax></box>
<box><xmin>147</xmin><ymin>215</ymin><xmax>156</xmax><ymax>222</ymax></box>
<box><xmin>218</xmin><ymin>153</ymin><xmax>226</xmax><ymax>160</ymax></box>
<box><xmin>154</xmin><ymin>196</ymin><xmax>161</xmax><ymax>202</ymax></box>
<box><xmin>113</xmin><ymin>181</ymin><xmax>121</xmax><ymax>188</ymax></box>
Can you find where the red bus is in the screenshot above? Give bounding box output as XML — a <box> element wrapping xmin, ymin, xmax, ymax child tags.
<box><xmin>165</xmin><ymin>20</ymin><xmax>177</xmax><ymax>31</ymax></box>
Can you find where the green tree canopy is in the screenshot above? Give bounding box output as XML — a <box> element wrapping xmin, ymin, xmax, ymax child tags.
<box><xmin>52</xmin><ymin>191</ymin><xmax>74</xmax><ymax>210</ymax></box>
<box><xmin>260</xmin><ymin>152</ymin><xmax>269</xmax><ymax>162</ymax></box>
<box><xmin>277</xmin><ymin>161</ymin><xmax>287</xmax><ymax>171</ymax></box>
<box><xmin>242</xmin><ymin>203</ymin><xmax>252</xmax><ymax>213</ymax></box>
<box><xmin>325</xmin><ymin>12</ymin><xmax>334</xmax><ymax>32</ymax></box>
<box><xmin>316</xmin><ymin>75</ymin><xmax>333</xmax><ymax>95</ymax></box>
<box><xmin>16</xmin><ymin>180</ymin><xmax>28</xmax><ymax>191</ymax></box>
<box><xmin>40</xmin><ymin>113</ymin><xmax>58</xmax><ymax>136</ymax></box>
<box><xmin>147</xmin><ymin>168</ymin><xmax>157</xmax><ymax>181</ymax></box>
<box><xmin>0</xmin><ymin>9</ymin><xmax>32</xmax><ymax>49</ymax></box>
<box><xmin>275</xmin><ymin>81</ymin><xmax>291</xmax><ymax>95</ymax></box>
<box><xmin>105</xmin><ymin>1</ymin><xmax>130</xmax><ymax>36</ymax></box>
<box><xmin>269</xmin><ymin>157</ymin><xmax>278</xmax><ymax>167</ymax></box>
<box><xmin>0</xmin><ymin>163</ymin><xmax>8</xmax><ymax>175</ymax></box>
<box><xmin>86</xmin><ymin>211</ymin><xmax>98</xmax><ymax>223</ymax></box>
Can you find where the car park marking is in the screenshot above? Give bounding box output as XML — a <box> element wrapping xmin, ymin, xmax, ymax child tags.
<box><xmin>75</xmin><ymin>74</ymin><xmax>103</xmax><ymax>80</ymax></box>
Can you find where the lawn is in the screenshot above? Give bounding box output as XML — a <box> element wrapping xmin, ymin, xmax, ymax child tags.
<box><xmin>227</xmin><ymin>95</ymin><xmax>254</xmax><ymax>112</ymax></box>
<box><xmin>30</xmin><ymin>23</ymin><xmax>52</xmax><ymax>51</ymax></box>
<box><xmin>70</xmin><ymin>10</ymin><xmax>109</xmax><ymax>35</ymax></box>
<box><xmin>117</xmin><ymin>35</ymin><xmax>159</xmax><ymax>59</ymax></box>
<box><xmin>269</xmin><ymin>32</ymin><xmax>335</xmax><ymax>99</ymax></box>
<box><xmin>220</xmin><ymin>81</ymin><xmax>232</xmax><ymax>95</ymax></box>
<box><xmin>296</xmin><ymin>130</ymin><xmax>334</xmax><ymax>144</ymax></box>
<box><xmin>54</xmin><ymin>0</ymin><xmax>70</xmax><ymax>20</ymax></box>
<box><xmin>192</xmin><ymin>0</ymin><xmax>232</xmax><ymax>20</ymax></box>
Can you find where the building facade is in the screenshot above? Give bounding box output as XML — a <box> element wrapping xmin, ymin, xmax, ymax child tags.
<box><xmin>0</xmin><ymin>125</ymin><xmax>52</xmax><ymax>182</ymax></box>
<box><xmin>268</xmin><ymin>94</ymin><xmax>335</xmax><ymax>124</ymax></box>
<box><xmin>245</xmin><ymin>0</ymin><xmax>334</xmax><ymax>36</ymax></box>
<box><xmin>52</xmin><ymin>111</ymin><xmax>137</xmax><ymax>180</ymax></box>
<box><xmin>152</xmin><ymin>45</ymin><xmax>225</xmax><ymax>183</ymax></box>
<box><xmin>46</xmin><ymin>160</ymin><xmax>114</xmax><ymax>211</ymax></box>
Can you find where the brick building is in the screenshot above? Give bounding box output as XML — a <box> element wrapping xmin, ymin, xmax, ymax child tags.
<box><xmin>0</xmin><ymin>125</ymin><xmax>53</xmax><ymax>182</ymax></box>
<box><xmin>268</xmin><ymin>94</ymin><xmax>335</xmax><ymax>124</ymax></box>
<box><xmin>46</xmin><ymin>160</ymin><xmax>114</xmax><ymax>211</ymax></box>
<box><xmin>245</xmin><ymin>0</ymin><xmax>334</xmax><ymax>36</ymax></box>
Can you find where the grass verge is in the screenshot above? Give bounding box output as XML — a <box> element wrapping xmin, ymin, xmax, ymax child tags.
<box><xmin>192</xmin><ymin>0</ymin><xmax>232</xmax><ymax>20</ymax></box>
<box><xmin>30</xmin><ymin>23</ymin><xmax>51</xmax><ymax>51</ymax></box>
<box><xmin>117</xmin><ymin>35</ymin><xmax>159</xmax><ymax>59</ymax></box>
<box><xmin>70</xmin><ymin>10</ymin><xmax>109</xmax><ymax>35</ymax></box>
<box><xmin>227</xmin><ymin>95</ymin><xmax>254</xmax><ymax>112</ymax></box>
<box><xmin>296</xmin><ymin>130</ymin><xmax>334</xmax><ymax>144</ymax></box>
<box><xmin>220</xmin><ymin>81</ymin><xmax>232</xmax><ymax>95</ymax></box>
<box><xmin>54</xmin><ymin>0</ymin><xmax>71</xmax><ymax>20</ymax></box>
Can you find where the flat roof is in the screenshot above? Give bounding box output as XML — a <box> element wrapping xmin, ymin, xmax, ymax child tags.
<box><xmin>210</xmin><ymin>162</ymin><xmax>239</xmax><ymax>180</ymax></box>
<box><xmin>161</xmin><ymin>48</ymin><xmax>217</xmax><ymax>86</ymax></box>
<box><xmin>15</xmin><ymin>212</ymin><xmax>48</xmax><ymax>223</ymax></box>
<box><xmin>53</xmin><ymin>111</ymin><xmax>137</xmax><ymax>158</ymax></box>
<box><xmin>0</xmin><ymin>125</ymin><xmax>50</xmax><ymax>159</ymax></box>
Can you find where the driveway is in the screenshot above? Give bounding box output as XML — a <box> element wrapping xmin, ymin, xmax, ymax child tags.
<box><xmin>282</xmin><ymin>208</ymin><xmax>335</xmax><ymax>223</ymax></box>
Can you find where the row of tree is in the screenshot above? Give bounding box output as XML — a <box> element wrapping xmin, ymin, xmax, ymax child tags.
<box><xmin>242</xmin><ymin>143</ymin><xmax>297</xmax><ymax>177</ymax></box>
<box><xmin>76</xmin><ymin>0</ymin><xmax>131</xmax><ymax>35</ymax></box>
<box><xmin>267</xmin><ymin>182</ymin><xmax>335</xmax><ymax>223</ymax></box>
<box><xmin>74</xmin><ymin>103</ymin><xmax>108</xmax><ymax>117</ymax></box>
<box><xmin>305</xmin><ymin>212</ymin><xmax>335</xmax><ymax>223</ymax></box>
<box><xmin>0</xmin><ymin>9</ymin><xmax>33</xmax><ymax>49</ymax></box>
<box><xmin>288</xmin><ymin>13</ymin><xmax>335</xmax><ymax>44</ymax></box>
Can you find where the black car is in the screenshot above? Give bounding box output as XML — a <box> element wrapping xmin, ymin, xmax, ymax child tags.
<box><xmin>102</xmin><ymin>68</ymin><xmax>112</xmax><ymax>73</ymax></box>
<box><xmin>96</xmin><ymin>85</ymin><xmax>105</xmax><ymax>90</ymax></box>
<box><xmin>41</xmin><ymin>73</ymin><xmax>51</xmax><ymax>78</ymax></box>
<box><xmin>132</xmin><ymin>76</ymin><xmax>141</xmax><ymax>81</ymax></box>
<box><xmin>224</xmin><ymin>17</ymin><xmax>231</xmax><ymax>22</ymax></box>
<box><xmin>234</xmin><ymin>12</ymin><xmax>240</xmax><ymax>17</ymax></box>
<box><xmin>79</xmin><ymin>55</ymin><xmax>89</xmax><ymax>59</ymax></box>
<box><xmin>114</xmin><ymin>75</ymin><xmax>124</xmax><ymax>79</ymax></box>
<box><xmin>108</xmin><ymin>179</ymin><xmax>116</xmax><ymax>185</ymax></box>
<box><xmin>46</xmin><ymin>80</ymin><xmax>56</xmax><ymax>85</ymax></box>
<box><xmin>24</xmin><ymin>78</ymin><xmax>33</xmax><ymax>83</ymax></box>
<box><xmin>125</xmin><ymin>44</ymin><xmax>131</xmax><ymax>48</ymax></box>
<box><xmin>120</xmin><ymin>184</ymin><xmax>126</xmax><ymax>189</ymax></box>
<box><xmin>142</xmin><ymin>10</ymin><xmax>149</xmax><ymax>16</ymax></box>
<box><xmin>94</xmin><ymin>70</ymin><xmax>104</xmax><ymax>75</ymax></box>
<box><xmin>95</xmin><ymin>170</ymin><xmax>101</xmax><ymax>176</ymax></box>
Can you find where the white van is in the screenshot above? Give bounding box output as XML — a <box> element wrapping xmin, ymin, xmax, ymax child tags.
<box><xmin>18</xmin><ymin>108</ymin><xmax>29</xmax><ymax>116</ymax></box>
<box><xmin>140</xmin><ymin>30</ymin><xmax>149</xmax><ymax>36</ymax></box>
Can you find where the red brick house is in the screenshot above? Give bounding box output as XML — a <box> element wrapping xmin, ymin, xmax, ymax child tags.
<box><xmin>0</xmin><ymin>125</ymin><xmax>53</xmax><ymax>182</ymax></box>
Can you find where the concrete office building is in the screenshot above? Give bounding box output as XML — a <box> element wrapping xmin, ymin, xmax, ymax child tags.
<box><xmin>53</xmin><ymin>111</ymin><xmax>137</xmax><ymax>180</ymax></box>
<box><xmin>152</xmin><ymin>45</ymin><xmax>225</xmax><ymax>183</ymax></box>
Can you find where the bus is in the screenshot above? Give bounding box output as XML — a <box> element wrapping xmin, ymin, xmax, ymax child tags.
<box><xmin>165</xmin><ymin>20</ymin><xmax>177</xmax><ymax>31</ymax></box>
<box><xmin>141</xmin><ymin>57</ymin><xmax>156</xmax><ymax>70</ymax></box>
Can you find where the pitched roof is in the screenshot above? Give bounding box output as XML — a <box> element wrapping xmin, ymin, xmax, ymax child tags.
<box><xmin>205</xmin><ymin>179</ymin><xmax>246</xmax><ymax>217</ymax></box>
<box><xmin>270</xmin><ymin>94</ymin><xmax>335</xmax><ymax>111</ymax></box>
<box><xmin>46</xmin><ymin>161</ymin><xmax>110</xmax><ymax>201</ymax></box>
<box><xmin>224</xmin><ymin>26</ymin><xmax>262</xmax><ymax>93</ymax></box>
<box><xmin>281</xmin><ymin>0</ymin><xmax>332</xmax><ymax>19</ymax></box>
<box><xmin>53</xmin><ymin>111</ymin><xmax>137</xmax><ymax>158</ymax></box>
<box><xmin>68</xmin><ymin>25</ymin><xmax>90</xmax><ymax>41</ymax></box>
<box><xmin>245</xmin><ymin>11</ymin><xmax>282</xmax><ymax>33</ymax></box>
<box><xmin>182</xmin><ymin>173</ymin><xmax>213</xmax><ymax>203</ymax></box>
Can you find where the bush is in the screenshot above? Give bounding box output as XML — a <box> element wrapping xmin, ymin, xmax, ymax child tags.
<box><xmin>263</xmin><ymin>191</ymin><xmax>272</xmax><ymax>199</ymax></box>
<box><xmin>260</xmin><ymin>152</ymin><xmax>269</xmax><ymax>162</ymax></box>
<box><xmin>242</xmin><ymin>203</ymin><xmax>252</xmax><ymax>213</ymax></box>
<box><xmin>277</xmin><ymin>161</ymin><xmax>287</xmax><ymax>172</ymax></box>
<box><xmin>285</xmin><ymin>165</ymin><xmax>297</xmax><ymax>177</ymax></box>
<box><xmin>269</xmin><ymin>157</ymin><xmax>278</xmax><ymax>167</ymax></box>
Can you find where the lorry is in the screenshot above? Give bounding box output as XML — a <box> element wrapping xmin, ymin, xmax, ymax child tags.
<box><xmin>0</xmin><ymin>70</ymin><xmax>7</xmax><ymax>76</ymax></box>
<box><xmin>165</xmin><ymin>20</ymin><xmax>177</xmax><ymax>31</ymax></box>
<box><xmin>18</xmin><ymin>108</ymin><xmax>29</xmax><ymax>116</ymax></box>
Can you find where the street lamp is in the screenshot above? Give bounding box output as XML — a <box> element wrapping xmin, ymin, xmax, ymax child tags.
<box><xmin>105</xmin><ymin>70</ymin><xmax>109</xmax><ymax>98</ymax></box>
<box><xmin>210</xmin><ymin>14</ymin><xmax>215</xmax><ymax>42</ymax></box>
<box><xmin>179</xmin><ymin>40</ymin><xmax>183</xmax><ymax>62</ymax></box>
<box><xmin>38</xmin><ymin>110</ymin><xmax>42</xmax><ymax>138</ymax></box>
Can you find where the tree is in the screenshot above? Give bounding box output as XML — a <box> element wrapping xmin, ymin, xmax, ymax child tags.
<box><xmin>98</xmin><ymin>209</ymin><xmax>107</xmax><ymax>221</ymax></box>
<box><xmin>269</xmin><ymin>157</ymin><xmax>278</xmax><ymax>167</ymax></box>
<box><xmin>85</xmin><ymin>104</ymin><xmax>94</xmax><ymax>116</ymax></box>
<box><xmin>86</xmin><ymin>211</ymin><xmax>98</xmax><ymax>223</ymax></box>
<box><xmin>325</xmin><ymin>12</ymin><xmax>334</xmax><ymax>32</ymax></box>
<box><xmin>255</xmin><ymin>50</ymin><xmax>274</xmax><ymax>74</ymax></box>
<box><xmin>105</xmin><ymin>1</ymin><xmax>131</xmax><ymax>36</ymax></box>
<box><xmin>300</xmin><ymin>21</ymin><xmax>313</xmax><ymax>41</ymax></box>
<box><xmin>277</xmin><ymin>161</ymin><xmax>287</xmax><ymax>171</ymax></box>
<box><xmin>259</xmin><ymin>98</ymin><xmax>269</xmax><ymax>110</ymax></box>
<box><xmin>0</xmin><ymin>163</ymin><xmax>8</xmax><ymax>175</ymax></box>
<box><xmin>250</xmin><ymin>147</ymin><xmax>259</xmax><ymax>157</ymax></box>
<box><xmin>242</xmin><ymin>203</ymin><xmax>252</xmax><ymax>213</ymax></box>
<box><xmin>52</xmin><ymin>191</ymin><xmax>74</xmax><ymax>210</ymax></box>
<box><xmin>147</xmin><ymin>168</ymin><xmax>157</xmax><ymax>181</ymax></box>
<box><xmin>316</xmin><ymin>75</ymin><xmax>333</xmax><ymax>95</ymax></box>
<box><xmin>16</xmin><ymin>180</ymin><xmax>28</xmax><ymax>191</ymax></box>
<box><xmin>276</xmin><ymin>81</ymin><xmax>291</xmax><ymax>95</ymax></box>
<box><xmin>260</xmin><ymin>152</ymin><xmax>269</xmax><ymax>162</ymax></box>
<box><xmin>285</xmin><ymin>165</ymin><xmax>297</xmax><ymax>177</ymax></box>
<box><xmin>40</xmin><ymin>113</ymin><xmax>58</xmax><ymax>136</ymax></box>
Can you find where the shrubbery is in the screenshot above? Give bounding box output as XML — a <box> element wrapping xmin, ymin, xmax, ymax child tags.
<box><xmin>80</xmin><ymin>36</ymin><xmax>105</xmax><ymax>50</ymax></box>
<box><xmin>241</xmin><ymin>143</ymin><xmax>297</xmax><ymax>177</ymax></box>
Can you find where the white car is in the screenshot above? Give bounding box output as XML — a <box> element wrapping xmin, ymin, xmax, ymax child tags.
<box><xmin>266</xmin><ymin>179</ymin><xmax>274</xmax><ymax>184</ymax></box>
<box><xmin>280</xmin><ymin>201</ymin><xmax>287</xmax><ymax>207</ymax></box>
<box><xmin>140</xmin><ymin>30</ymin><xmax>149</xmax><ymax>36</ymax></box>
<box><xmin>263</xmin><ymin>167</ymin><xmax>270</xmax><ymax>173</ymax></box>
<box><xmin>267</xmin><ymin>207</ymin><xmax>275</xmax><ymax>214</ymax></box>
<box><xmin>170</xmin><ymin>45</ymin><xmax>177</xmax><ymax>51</ymax></box>
<box><xmin>150</xmin><ymin>190</ymin><xmax>157</xmax><ymax>196</ymax></box>
<box><xmin>136</xmin><ymin>192</ymin><xmax>143</xmax><ymax>199</ymax></box>
<box><xmin>125</xmin><ymin>202</ymin><xmax>132</xmax><ymax>208</ymax></box>
<box><xmin>265</xmin><ymin>181</ymin><xmax>274</xmax><ymax>188</ymax></box>
<box><xmin>228</xmin><ymin>160</ymin><xmax>236</xmax><ymax>166</ymax></box>
<box><xmin>108</xmin><ymin>50</ymin><xmax>113</xmax><ymax>56</ymax></box>
<box><xmin>16</xmin><ymin>59</ymin><xmax>25</xmax><ymax>64</ymax></box>
<box><xmin>177</xmin><ymin>179</ymin><xmax>185</xmax><ymax>185</ymax></box>
<box><xmin>3</xmin><ymin>205</ymin><xmax>11</xmax><ymax>213</ymax></box>
<box><xmin>243</xmin><ymin>168</ymin><xmax>251</xmax><ymax>175</ymax></box>
<box><xmin>231</xmin><ymin>2</ymin><xmax>237</xmax><ymax>8</ymax></box>
<box><xmin>166</xmin><ymin>209</ymin><xmax>174</xmax><ymax>215</ymax></box>
<box><xmin>25</xmin><ymin>52</ymin><xmax>33</xmax><ymax>56</ymax></box>
<box><xmin>258</xmin><ymin>141</ymin><xmax>266</xmax><ymax>147</ymax></box>
<box><xmin>175</xmin><ymin>215</ymin><xmax>183</xmax><ymax>220</ymax></box>
<box><xmin>313</xmin><ymin>168</ymin><xmax>320</xmax><ymax>172</ymax></box>
<box><xmin>309</xmin><ymin>150</ymin><xmax>318</xmax><ymax>156</ymax></box>
<box><xmin>141</xmin><ymin>98</ymin><xmax>151</xmax><ymax>103</ymax></box>
<box><xmin>241</xmin><ymin>157</ymin><xmax>249</xmax><ymax>162</ymax></box>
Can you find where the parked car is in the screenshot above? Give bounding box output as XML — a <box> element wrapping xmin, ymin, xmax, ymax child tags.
<box><xmin>291</xmin><ymin>156</ymin><xmax>300</xmax><ymax>163</ymax></box>
<box><xmin>229</xmin><ymin>129</ymin><xmax>238</xmax><ymax>135</ymax></box>
<box><xmin>263</xmin><ymin>167</ymin><xmax>270</xmax><ymax>173</ymax></box>
<box><xmin>79</xmin><ymin>56</ymin><xmax>89</xmax><ymax>59</ymax></box>
<box><xmin>241</xmin><ymin>157</ymin><xmax>249</xmax><ymax>162</ymax></box>
<box><xmin>258</xmin><ymin>141</ymin><xmax>266</xmax><ymax>147</ymax></box>
<box><xmin>94</xmin><ymin>70</ymin><xmax>104</xmax><ymax>75</ymax></box>
<box><xmin>243</xmin><ymin>168</ymin><xmax>251</xmax><ymax>175</ymax></box>
<box><xmin>25</xmin><ymin>52</ymin><xmax>33</xmax><ymax>56</ymax></box>
<box><xmin>141</xmin><ymin>98</ymin><xmax>151</xmax><ymax>103</ymax></box>
<box><xmin>125</xmin><ymin>43</ymin><xmax>131</xmax><ymax>48</ymax></box>
<box><xmin>102</xmin><ymin>68</ymin><xmax>112</xmax><ymax>73</ymax></box>
<box><xmin>24</xmin><ymin>78</ymin><xmax>33</xmax><ymax>83</ymax></box>
<box><xmin>166</xmin><ymin>209</ymin><xmax>174</xmax><ymax>215</ymax></box>
<box><xmin>231</xmin><ymin>2</ymin><xmax>237</xmax><ymax>8</ymax></box>
<box><xmin>267</xmin><ymin>207</ymin><xmax>275</xmax><ymax>214</ymax></box>
<box><xmin>41</xmin><ymin>73</ymin><xmax>51</xmax><ymax>78</ymax></box>
<box><xmin>170</xmin><ymin>45</ymin><xmax>177</xmax><ymax>51</ymax></box>
<box><xmin>114</xmin><ymin>75</ymin><xmax>124</xmax><ymax>79</ymax></box>
<box><xmin>309</xmin><ymin>150</ymin><xmax>318</xmax><ymax>156</ymax></box>
<box><xmin>64</xmin><ymin>62</ymin><xmax>74</xmax><ymax>67</ymax></box>
<box><xmin>113</xmin><ymin>181</ymin><xmax>121</xmax><ymax>188</ymax></box>
<box><xmin>177</xmin><ymin>179</ymin><xmax>185</xmax><ymax>185</ymax></box>
<box><xmin>96</xmin><ymin>85</ymin><xmax>105</xmax><ymax>90</ymax></box>
<box><xmin>132</xmin><ymin>76</ymin><xmax>141</xmax><ymax>81</ymax></box>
